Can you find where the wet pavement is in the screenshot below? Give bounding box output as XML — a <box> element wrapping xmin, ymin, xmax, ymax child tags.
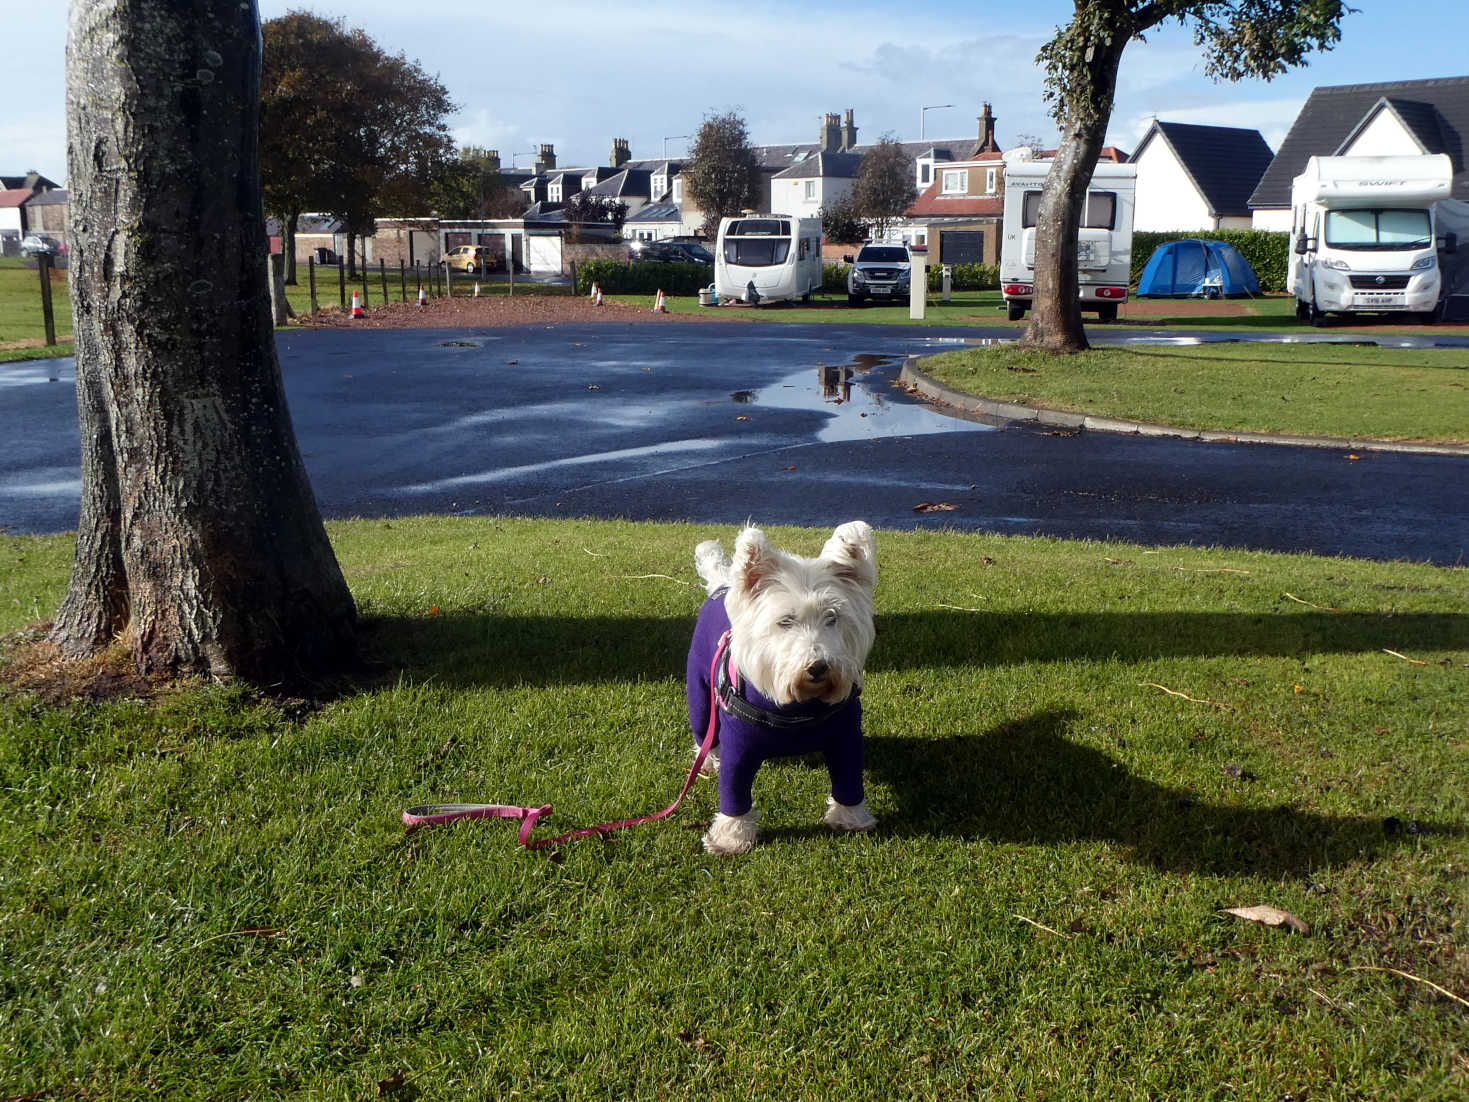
<box><xmin>3</xmin><ymin>322</ymin><xmax>1467</xmax><ymax>565</ymax></box>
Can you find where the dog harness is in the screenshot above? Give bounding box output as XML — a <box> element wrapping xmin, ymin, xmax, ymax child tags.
<box><xmin>689</xmin><ymin>592</ymin><xmax>865</xmax><ymax>818</ymax></box>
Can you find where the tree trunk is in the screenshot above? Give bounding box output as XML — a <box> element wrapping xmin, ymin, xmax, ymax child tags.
<box><xmin>57</xmin><ymin>0</ymin><xmax>356</xmax><ymax>683</ymax></box>
<box><xmin>1020</xmin><ymin>32</ymin><xmax>1129</xmax><ymax>354</ymax></box>
<box><xmin>283</xmin><ymin>206</ymin><xmax>300</xmax><ymax>284</ymax></box>
<box><xmin>345</xmin><ymin>230</ymin><xmax>357</xmax><ymax>279</ymax></box>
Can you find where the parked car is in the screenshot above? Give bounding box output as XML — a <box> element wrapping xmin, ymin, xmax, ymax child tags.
<box><xmin>638</xmin><ymin>240</ymin><xmax>714</xmax><ymax>265</ymax></box>
<box><xmin>441</xmin><ymin>245</ymin><xmax>499</xmax><ymax>275</ymax></box>
<box><xmin>20</xmin><ymin>234</ymin><xmax>58</xmax><ymax>259</ymax></box>
<box><xmin>846</xmin><ymin>243</ymin><xmax>911</xmax><ymax>305</ymax></box>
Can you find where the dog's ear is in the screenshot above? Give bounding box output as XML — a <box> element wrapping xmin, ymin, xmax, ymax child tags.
<box><xmin>821</xmin><ymin>520</ymin><xmax>877</xmax><ymax>588</ymax></box>
<box><xmin>730</xmin><ymin>527</ymin><xmax>778</xmax><ymax>597</ymax></box>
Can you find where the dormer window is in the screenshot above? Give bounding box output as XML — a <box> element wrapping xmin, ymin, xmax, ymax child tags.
<box><xmin>919</xmin><ymin>161</ymin><xmax>932</xmax><ymax>186</ymax></box>
<box><xmin>942</xmin><ymin>169</ymin><xmax>968</xmax><ymax>194</ymax></box>
<box><xmin>672</xmin><ymin>177</ymin><xmax>683</xmax><ymax>203</ymax></box>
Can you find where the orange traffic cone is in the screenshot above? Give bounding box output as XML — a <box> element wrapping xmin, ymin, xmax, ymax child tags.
<box><xmin>350</xmin><ymin>290</ymin><xmax>364</xmax><ymax>318</ymax></box>
<box><xmin>652</xmin><ymin>288</ymin><xmax>667</xmax><ymax>313</ymax></box>
<box><xmin>593</xmin><ymin>285</ymin><xmax>604</xmax><ymax>307</ymax></box>
<box><xmin>473</xmin><ymin>282</ymin><xmax>481</xmax><ymax>298</ymax></box>
<box><xmin>417</xmin><ymin>285</ymin><xmax>427</xmax><ymax>308</ymax></box>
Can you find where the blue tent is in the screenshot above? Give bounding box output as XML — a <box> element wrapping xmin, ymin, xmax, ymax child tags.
<box><xmin>1137</xmin><ymin>238</ymin><xmax>1259</xmax><ymax>297</ymax></box>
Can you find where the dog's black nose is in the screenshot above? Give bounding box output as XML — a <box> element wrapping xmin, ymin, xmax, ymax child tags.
<box><xmin>806</xmin><ymin>659</ymin><xmax>830</xmax><ymax>680</ymax></box>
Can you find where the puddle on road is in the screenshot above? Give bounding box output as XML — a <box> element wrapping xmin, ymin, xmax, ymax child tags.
<box><xmin>754</xmin><ymin>351</ymin><xmax>995</xmax><ymax>442</ymax></box>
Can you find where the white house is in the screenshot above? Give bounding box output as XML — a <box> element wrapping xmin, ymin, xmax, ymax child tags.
<box><xmin>1131</xmin><ymin>121</ymin><xmax>1273</xmax><ymax>232</ymax></box>
<box><xmin>1249</xmin><ymin>75</ymin><xmax>1469</xmax><ymax>230</ymax></box>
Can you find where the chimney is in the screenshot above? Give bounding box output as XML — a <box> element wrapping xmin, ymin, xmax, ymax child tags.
<box><xmin>841</xmin><ymin>108</ymin><xmax>858</xmax><ymax>152</ymax></box>
<box><xmin>820</xmin><ymin>112</ymin><xmax>842</xmax><ymax>153</ymax></box>
<box><xmin>534</xmin><ymin>143</ymin><xmax>556</xmax><ymax>175</ymax></box>
<box><xmin>974</xmin><ymin>103</ymin><xmax>1000</xmax><ymax>154</ymax></box>
<box><xmin>484</xmin><ymin>150</ymin><xmax>501</xmax><ymax>172</ymax></box>
<box><xmin>610</xmin><ymin>138</ymin><xmax>631</xmax><ymax>168</ymax></box>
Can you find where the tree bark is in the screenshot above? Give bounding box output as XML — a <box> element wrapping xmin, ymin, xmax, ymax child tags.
<box><xmin>57</xmin><ymin>0</ymin><xmax>356</xmax><ymax>683</ymax></box>
<box><xmin>1020</xmin><ymin>31</ymin><xmax>1129</xmax><ymax>354</ymax></box>
<box><xmin>282</xmin><ymin>206</ymin><xmax>300</xmax><ymax>284</ymax></box>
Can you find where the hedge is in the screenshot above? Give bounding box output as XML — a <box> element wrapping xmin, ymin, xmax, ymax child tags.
<box><xmin>823</xmin><ymin>261</ymin><xmax>1000</xmax><ymax>293</ymax></box>
<box><xmin>1130</xmin><ymin>229</ymin><xmax>1290</xmax><ymax>293</ymax></box>
<box><xmin>574</xmin><ymin>260</ymin><xmax>711</xmax><ymax>296</ymax></box>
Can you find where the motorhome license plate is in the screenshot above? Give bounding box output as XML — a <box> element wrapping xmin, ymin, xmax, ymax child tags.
<box><xmin>1356</xmin><ymin>295</ymin><xmax>1401</xmax><ymax>306</ymax></box>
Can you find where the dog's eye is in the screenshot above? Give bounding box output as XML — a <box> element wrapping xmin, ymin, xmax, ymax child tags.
<box><xmin>777</xmin><ymin>616</ymin><xmax>796</xmax><ymax>629</ymax></box>
<box><xmin>823</xmin><ymin>609</ymin><xmax>839</xmax><ymax>626</ymax></box>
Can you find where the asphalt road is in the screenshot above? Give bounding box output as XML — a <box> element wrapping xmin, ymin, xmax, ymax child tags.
<box><xmin>3</xmin><ymin>322</ymin><xmax>1467</xmax><ymax>565</ymax></box>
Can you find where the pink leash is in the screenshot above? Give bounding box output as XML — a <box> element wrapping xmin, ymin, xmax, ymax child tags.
<box><xmin>402</xmin><ymin>631</ymin><xmax>729</xmax><ymax>850</ymax></box>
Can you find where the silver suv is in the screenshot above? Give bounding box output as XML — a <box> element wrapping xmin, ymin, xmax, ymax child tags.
<box><xmin>847</xmin><ymin>244</ymin><xmax>911</xmax><ymax>306</ymax></box>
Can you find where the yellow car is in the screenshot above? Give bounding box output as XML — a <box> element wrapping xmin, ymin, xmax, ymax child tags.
<box><xmin>442</xmin><ymin>245</ymin><xmax>499</xmax><ymax>275</ymax></box>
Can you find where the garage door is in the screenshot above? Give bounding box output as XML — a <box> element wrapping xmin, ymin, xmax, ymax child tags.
<box><xmin>940</xmin><ymin>230</ymin><xmax>985</xmax><ymax>265</ymax></box>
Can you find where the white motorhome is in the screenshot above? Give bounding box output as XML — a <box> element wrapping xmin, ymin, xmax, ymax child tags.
<box><xmin>1001</xmin><ymin>161</ymin><xmax>1137</xmax><ymax>322</ymax></box>
<box><xmin>1287</xmin><ymin>154</ymin><xmax>1461</xmax><ymax>324</ymax></box>
<box><xmin>714</xmin><ymin>214</ymin><xmax>823</xmax><ymax>304</ymax></box>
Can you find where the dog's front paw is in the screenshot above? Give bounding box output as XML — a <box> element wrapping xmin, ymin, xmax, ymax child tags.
<box><xmin>703</xmin><ymin>810</ymin><xmax>759</xmax><ymax>855</ymax></box>
<box><xmin>824</xmin><ymin>797</ymin><xmax>877</xmax><ymax>834</ymax></box>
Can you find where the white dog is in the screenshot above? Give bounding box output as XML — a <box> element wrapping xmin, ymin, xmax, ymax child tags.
<box><xmin>685</xmin><ymin>522</ymin><xmax>879</xmax><ymax>854</ymax></box>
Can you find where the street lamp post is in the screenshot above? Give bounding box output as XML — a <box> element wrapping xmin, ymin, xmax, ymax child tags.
<box><xmin>920</xmin><ymin>104</ymin><xmax>953</xmax><ymax>141</ymax></box>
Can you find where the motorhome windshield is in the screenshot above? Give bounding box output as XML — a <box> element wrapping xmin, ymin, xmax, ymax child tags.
<box><xmin>1324</xmin><ymin>208</ymin><xmax>1432</xmax><ymax>250</ymax></box>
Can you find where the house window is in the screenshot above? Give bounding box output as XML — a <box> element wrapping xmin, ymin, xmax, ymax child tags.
<box><xmin>805</xmin><ymin>180</ymin><xmax>817</xmax><ymax>200</ymax></box>
<box><xmin>942</xmin><ymin>169</ymin><xmax>968</xmax><ymax>194</ymax></box>
<box><xmin>550</xmin><ymin>185</ymin><xmax>561</xmax><ymax>202</ymax></box>
<box><xmin>985</xmin><ymin>168</ymin><xmax>998</xmax><ymax>194</ymax></box>
<box><xmin>653</xmin><ymin>174</ymin><xmax>665</xmax><ymax>196</ymax></box>
<box><xmin>672</xmin><ymin>178</ymin><xmax>682</xmax><ymax>202</ymax></box>
<box><xmin>919</xmin><ymin>162</ymin><xmax>932</xmax><ymax>186</ymax></box>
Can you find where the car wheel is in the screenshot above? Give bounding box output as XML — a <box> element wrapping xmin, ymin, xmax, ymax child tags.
<box><xmin>1097</xmin><ymin>303</ymin><xmax>1118</xmax><ymax>322</ymax></box>
<box><xmin>467</xmin><ymin>262</ymin><xmax>479</xmax><ymax>276</ymax></box>
<box><xmin>1006</xmin><ymin>302</ymin><xmax>1026</xmax><ymax>321</ymax></box>
<box><xmin>847</xmin><ymin>293</ymin><xmax>863</xmax><ymax>307</ymax></box>
<box><xmin>1309</xmin><ymin>298</ymin><xmax>1328</xmax><ymax>327</ymax></box>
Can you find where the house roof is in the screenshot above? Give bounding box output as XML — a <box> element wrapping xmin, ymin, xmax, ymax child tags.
<box><xmin>1133</xmin><ymin>121</ymin><xmax>1274</xmax><ymax>218</ymax></box>
<box><xmin>625</xmin><ymin>202</ymin><xmax>684</xmax><ymax>224</ymax></box>
<box><xmin>772</xmin><ymin>152</ymin><xmax>864</xmax><ymax>180</ymax></box>
<box><xmin>1249</xmin><ymin>75</ymin><xmax>1469</xmax><ymax>208</ymax></box>
<box><xmin>586</xmin><ymin>168</ymin><xmax>652</xmax><ymax>198</ymax></box>
<box><xmin>24</xmin><ymin>188</ymin><xmax>68</xmax><ymax>207</ymax></box>
<box><xmin>0</xmin><ymin>189</ymin><xmax>30</xmax><ymax>209</ymax></box>
<box><xmin>0</xmin><ymin>172</ymin><xmax>61</xmax><ymax>192</ymax></box>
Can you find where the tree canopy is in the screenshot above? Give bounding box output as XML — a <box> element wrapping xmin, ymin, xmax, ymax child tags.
<box><xmin>1023</xmin><ymin>0</ymin><xmax>1348</xmax><ymax>353</ymax></box>
<box><xmin>261</xmin><ymin>11</ymin><xmax>455</xmax><ymax>276</ymax></box>
<box><xmin>430</xmin><ymin>146</ymin><xmax>528</xmax><ymax>221</ymax></box>
<box><xmin>851</xmin><ymin>136</ymin><xmax>916</xmax><ymax>238</ymax></box>
<box><xmin>684</xmin><ymin>110</ymin><xmax>762</xmax><ymax>238</ymax></box>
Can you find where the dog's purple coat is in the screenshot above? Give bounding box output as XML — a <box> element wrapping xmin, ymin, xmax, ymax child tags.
<box><xmin>687</xmin><ymin>593</ymin><xmax>865</xmax><ymax>817</ymax></box>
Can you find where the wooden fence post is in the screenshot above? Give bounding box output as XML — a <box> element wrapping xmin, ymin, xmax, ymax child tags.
<box><xmin>37</xmin><ymin>252</ymin><xmax>57</xmax><ymax>346</ymax></box>
<box><xmin>360</xmin><ymin>263</ymin><xmax>369</xmax><ymax>308</ymax></box>
<box><xmin>308</xmin><ymin>256</ymin><xmax>318</xmax><ymax>314</ymax></box>
<box><xmin>379</xmin><ymin>258</ymin><xmax>388</xmax><ymax>305</ymax></box>
<box><xmin>337</xmin><ymin>260</ymin><xmax>346</xmax><ymax>309</ymax></box>
<box><xmin>399</xmin><ymin>259</ymin><xmax>407</xmax><ymax>302</ymax></box>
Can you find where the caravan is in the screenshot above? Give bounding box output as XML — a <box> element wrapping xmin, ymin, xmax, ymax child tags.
<box><xmin>1288</xmin><ymin>154</ymin><xmax>1462</xmax><ymax>324</ymax></box>
<box><xmin>1000</xmin><ymin>161</ymin><xmax>1137</xmax><ymax>322</ymax></box>
<box><xmin>714</xmin><ymin>215</ymin><xmax>823</xmax><ymax>304</ymax></box>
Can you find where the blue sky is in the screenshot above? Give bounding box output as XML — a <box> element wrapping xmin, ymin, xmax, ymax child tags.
<box><xmin>5</xmin><ymin>2</ymin><xmax>1465</xmax><ymax>185</ymax></box>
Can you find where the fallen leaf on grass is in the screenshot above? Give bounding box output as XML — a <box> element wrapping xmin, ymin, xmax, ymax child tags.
<box><xmin>913</xmin><ymin>501</ymin><xmax>958</xmax><ymax>513</ymax></box>
<box><xmin>780</xmin><ymin>465</ymin><xmax>798</xmax><ymax>471</ymax></box>
<box><xmin>1345</xmin><ymin>453</ymin><xmax>1361</xmax><ymax>461</ymax></box>
<box><xmin>1222</xmin><ymin>905</ymin><xmax>1311</xmax><ymax>935</ymax></box>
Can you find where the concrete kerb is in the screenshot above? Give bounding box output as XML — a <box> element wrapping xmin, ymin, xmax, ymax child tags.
<box><xmin>898</xmin><ymin>357</ymin><xmax>1469</xmax><ymax>458</ymax></box>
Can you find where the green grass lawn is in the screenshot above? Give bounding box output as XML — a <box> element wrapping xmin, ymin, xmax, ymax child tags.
<box><xmin>3</xmin><ymin>517</ymin><xmax>1466</xmax><ymax>1098</ymax></box>
<box><xmin>0</xmin><ymin>256</ymin><xmax>72</xmax><ymax>354</ymax></box>
<box><xmin>918</xmin><ymin>342</ymin><xmax>1469</xmax><ymax>446</ymax></box>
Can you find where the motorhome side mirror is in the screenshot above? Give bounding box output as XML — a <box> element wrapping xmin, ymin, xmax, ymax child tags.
<box><xmin>1441</xmin><ymin>232</ymin><xmax>1457</xmax><ymax>254</ymax></box>
<box><xmin>843</xmin><ymin>254</ymin><xmax>854</xmax><ymax>263</ymax></box>
<box><xmin>1294</xmin><ymin>235</ymin><xmax>1309</xmax><ymax>255</ymax></box>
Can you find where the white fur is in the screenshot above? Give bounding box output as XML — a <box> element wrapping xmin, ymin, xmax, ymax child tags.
<box><xmin>693</xmin><ymin>522</ymin><xmax>880</xmax><ymax>853</ymax></box>
<box><xmin>703</xmin><ymin>809</ymin><xmax>760</xmax><ymax>855</ymax></box>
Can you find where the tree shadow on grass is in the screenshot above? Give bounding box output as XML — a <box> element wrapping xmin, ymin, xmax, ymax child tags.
<box><xmin>360</xmin><ymin>608</ymin><xmax>1469</xmax><ymax>690</ymax></box>
<box><xmin>864</xmin><ymin>708</ymin><xmax>1460</xmax><ymax>878</ymax></box>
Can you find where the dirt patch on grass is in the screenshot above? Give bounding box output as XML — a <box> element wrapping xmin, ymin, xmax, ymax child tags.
<box><xmin>1119</xmin><ymin>298</ymin><xmax>1257</xmax><ymax>318</ymax></box>
<box><xmin>0</xmin><ymin>625</ymin><xmax>169</xmax><ymax>704</ymax></box>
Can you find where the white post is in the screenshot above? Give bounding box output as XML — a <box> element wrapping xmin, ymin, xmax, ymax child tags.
<box><xmin>941</xmin><ymin>264</ymin><xmax>952</xmax><ymax>303</ymax></box>
<box><xmin>909</xmin><ymin>244</ymin><xmax>928</xmax><ymax>320</ymax></box>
